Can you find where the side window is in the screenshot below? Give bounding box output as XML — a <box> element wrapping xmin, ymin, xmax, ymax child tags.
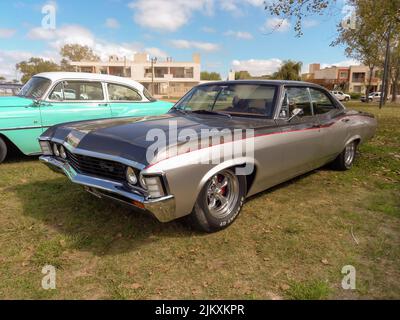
<box><xmin>51</xmin><ymin>81</ymin><xmax>104</xmax><ymax>101</ymax></box>
<box><xmin>285</xmin><ymin>87</ymin><xmax>313</xmax><ymax>117</ymax></box>
<box><xmin>309</xmin><ymin>88</ymin><xmax>336</xmax><ymax>115</ymax></box>
<box><xmin>49</xmin><ymin>82</ymin><xmax>64</xmax><ymax>101</ymax></box>
<box><xmin>107</xmin><ymin>83</ymin><xmax>142</xmax><ymax>101</ymax></box>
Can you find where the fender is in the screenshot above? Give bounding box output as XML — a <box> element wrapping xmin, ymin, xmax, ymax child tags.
<box><xmin>196</xmin><ymin>156</ymin><xmax>260</xmax><ymax>196</ymax></box>
<box><xmin>344</xmin><ymin>134</ymin><xmax>362</xmax><ymax>148</ymax></box>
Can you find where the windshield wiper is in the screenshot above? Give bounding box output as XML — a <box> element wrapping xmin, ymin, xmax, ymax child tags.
<box><xmin>191</xmin><ymin>109</ymin><xmax>232</xmax><ymax>119</ymax></box>
<box><xmin>171</xmin><ymin>107</ymin><xmax>189</xmax><ymax>114</ymax></box>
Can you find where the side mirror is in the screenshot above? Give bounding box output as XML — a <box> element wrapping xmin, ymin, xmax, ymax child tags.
<box><xmin>32</xmin><ymin>99</ymin><xmax>41</xmax><ymax>107</ymax></box>
<box><xmin>287</xmin><ymin>108</ymin><xmax>304</xmax><ymax>122</ymax></box>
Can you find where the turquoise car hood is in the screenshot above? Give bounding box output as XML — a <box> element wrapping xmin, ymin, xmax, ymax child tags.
<box><xmin>0</xmin><ymin>96</ymin><xmax>34</xmax><ymax>108</ymax></box>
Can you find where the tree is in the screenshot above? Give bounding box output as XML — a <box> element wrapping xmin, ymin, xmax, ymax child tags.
<box><xmin>16</xmin><ymin>58</ymin><xmax>60</xmax><ymax>84</ymax></box>
<box><xmin>265</xmin><ymin>0</ymin><xmax>334</xmax><ymax>36</ymax></box>
<box><xmin>60</xmin><ymin>44</ymin><xmax>100</xmax><ymax>71</ymax></box>
<box><xmin>333</xmin><ymin>4</ymin><xmax>384</xmax><ymax>102</ymax></box>
<box><xmin>235</xmin><ymin>71</ymin><xmax>252</xmax><ymax>80</ymax></box>
<box><xmin>201</xmin><ymin>71</ymin><xmax>222</xmax><ymax>81</ymax></box>
<box><xmin>0</xmin><ymin>76</ymin><xmax>5</xmax><ymax>81</ymax></box>
<box><xmin>272</xmin><ymin>60</ymin><xmax>303</xmax><ymax>80</ymax></box>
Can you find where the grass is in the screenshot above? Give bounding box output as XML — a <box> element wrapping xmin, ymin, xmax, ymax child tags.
<box><xmin>0</xmin><ymin>101</ymin><xmax>399</xmax><ymax>300</ymax></box>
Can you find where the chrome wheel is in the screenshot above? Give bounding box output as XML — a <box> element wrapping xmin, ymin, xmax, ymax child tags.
<box><xmin>344</xmin><ymin>142</ymin><xmax>356</xmax><ymax>167</ymax></box>
<box><xmin>206</xmin><ymin>170</ymin><xmax>239</xmax><ymax>220</ymax></box>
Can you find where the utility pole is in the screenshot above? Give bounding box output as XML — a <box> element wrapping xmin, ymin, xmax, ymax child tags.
<box><xmin>380</xmin><ymin>24</ymin><xmax>392</xmax><ymax>109</ymax></box>
<box><xmin>151</xmin><ymin>57</ymin><xmax>157</xmax><ymax>95</ymax></box>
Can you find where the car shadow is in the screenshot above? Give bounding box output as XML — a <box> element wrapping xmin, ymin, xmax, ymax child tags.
<box><xmin>11</xmin><ymin>177</ymin><xmax>197</xmax><ymax>256</ymax></box>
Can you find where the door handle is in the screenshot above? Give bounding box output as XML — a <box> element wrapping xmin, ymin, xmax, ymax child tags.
<box><xmin>342</xmin><ymin>118</ymin><xmax>350</xmax><ymax>123</ymax></box>
<box><xmin>98</xmin><ymin>103</ymin><xmax>109</xmax><ymax>107</ymax></box>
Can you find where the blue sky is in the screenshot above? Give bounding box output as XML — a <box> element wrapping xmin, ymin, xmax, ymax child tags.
<box><xmin>0</xmin><ymin>0</ymin><xmax>355</xmax><ymax>80</ymax></box>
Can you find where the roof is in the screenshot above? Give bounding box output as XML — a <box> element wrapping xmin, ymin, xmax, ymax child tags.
<box><xmin>34</xmin><ymin>72</ymin><xmax>144</xmax><ymax>90</ymax></box>
<box><xmin>198</xmin><ymin>80</ymin><xmax>325</xmax><ymax>88</ymax></box>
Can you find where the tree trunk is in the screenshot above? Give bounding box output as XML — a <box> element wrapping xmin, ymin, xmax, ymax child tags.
<box><xmin>392</xmin><ymin>69</ymin><xmax>399</xmax><ymax>103</ymax></box>
<box><xmin>366</xmin><ymin>66</ymin><xmax>374</xmax><ymax>104</ymax></box>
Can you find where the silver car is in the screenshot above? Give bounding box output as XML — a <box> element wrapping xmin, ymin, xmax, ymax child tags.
<box><xmin>39</xmin><ymin>81</ymin><xmax>377</xmax><ymax>232</ymax></box>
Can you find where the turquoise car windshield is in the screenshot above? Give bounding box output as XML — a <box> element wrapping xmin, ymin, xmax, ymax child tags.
<box><xmin>18</xmin><ymin>77</ymin><xmax>51</xmax><ymax>99</ymax></box>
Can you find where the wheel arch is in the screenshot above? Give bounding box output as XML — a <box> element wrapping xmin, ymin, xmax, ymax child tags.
<box><xmin>196</xmin><ymin>157</ymin><xmax>259</xmax><ymax>198</ymax></box>
<box><xmin>0</xmin><ymin>132</ymin><xmax>22</xmax><ymax>154</ymax></box>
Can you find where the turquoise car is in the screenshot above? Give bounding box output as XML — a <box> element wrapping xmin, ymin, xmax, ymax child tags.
<box><xmin>0</xmin><ymin>72</ymin><xmax>174</xmax><ymax>163</ymax></box>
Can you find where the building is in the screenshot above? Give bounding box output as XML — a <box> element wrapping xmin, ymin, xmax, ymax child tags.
<box><xmin>0</xmin><ymin>82</ymin><xmax>22</xmax><ymax>96</ymax></box>
<box><xmin>303</xmin><ymin>63</ymin><xmax>382</xmax><ymax>93</ymax></box>
<box><xmin>70</xmin><ymin>53</ymin><xmax>201</xmax><ymax>98</ymax></box>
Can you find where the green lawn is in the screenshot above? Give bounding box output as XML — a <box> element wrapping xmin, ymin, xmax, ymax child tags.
<box><xmin>0</xmin><ymin>102</ymin><xmax>399</xmax><ymax>299</ymax></box>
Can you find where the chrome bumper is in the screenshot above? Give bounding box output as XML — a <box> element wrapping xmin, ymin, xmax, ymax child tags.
<box><xmin>39</xmin><ymin>156</ymin><xmax>176</xmax><ymax>223</ymax></box>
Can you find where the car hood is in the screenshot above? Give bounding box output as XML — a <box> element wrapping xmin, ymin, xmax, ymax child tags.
<box><xmin>0</xmin><ymin>96</ymin><xmax>34</xmax><ymax>108</ymax></box>
<box><xmin>44</xmin><ymin>111</ymin><xmax>277</xmax><ymax>166</ymax></box>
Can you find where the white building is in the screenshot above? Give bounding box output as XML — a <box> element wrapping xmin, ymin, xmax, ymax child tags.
<box><xmin>70</xmin><ymin>53</ymin><xmax>201</xmax><ymax>98</ymax></box>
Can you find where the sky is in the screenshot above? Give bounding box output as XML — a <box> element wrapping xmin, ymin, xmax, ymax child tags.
<box><xmin>0</xmin><ymin>0</ymin><xmax>357</xmax><ymax>80</ymax></box>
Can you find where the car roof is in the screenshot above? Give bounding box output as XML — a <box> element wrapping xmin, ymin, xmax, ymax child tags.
<box><xmin>197</xmin><ymin>80</ymin><xmax>327</xmax><ymax>89</ymax></box>
<box><xmin>34</xmin><ymin>72</ymin><xmax>145</xmax><ymax>91</ymax></box>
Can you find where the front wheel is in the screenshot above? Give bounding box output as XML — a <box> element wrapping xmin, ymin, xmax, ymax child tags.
<box><xmin>0</xmin><ymin>137</ymin><xmax>7</xmax><ymax>164</ymax></box>
<box><xmin>188</xmin><ymin>169</ymin><xmax>246</xmax><ymax>233</ymax></box>
<box><xmin>345</xmin><ymin>97</ymin><xmax>350</xmax><ymax>101</ymax></box>
<box><xmin>332</xmin><ymin>141</ymin><xmax>357</xmax><ymax>171</ymax></box>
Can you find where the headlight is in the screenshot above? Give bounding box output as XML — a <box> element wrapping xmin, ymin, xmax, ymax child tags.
<box><xmin>52</xmin><ymin>143</ymin><xmax>60</xmax><ymax>157</ymax></box>
<box><xmin>139</xmin><ymin>174</ymin><xmax>147</xmax><ymax>189</ymax></box>
<box><xmin>59</xmin><ymin>145</ymin><xmax>67</xmax><ymax>159</ymax></box>
<box><xmin>143</xmin><ymin>175</ymin><xmax>166</xmax><ymax>198</ymax></box>
<box><xmin>39</xmin><ymin>141</ymin><xmax>52</xmax><ymax>155</ymax></box>
<box><xmin>126</xmin><ymin>167</ymin><xmax>138</xmax><ymax>185</ymax></box>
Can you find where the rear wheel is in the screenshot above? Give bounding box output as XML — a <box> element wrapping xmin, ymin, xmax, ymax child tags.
<box><xmin>188</xmin><ymin>169</ymin><xmax>246</xmax><ymax>233</ymax></box>
<box><xmin>332</xmin><ymin>141</ymin><xmax>357</xmax><ymax>171</ymax></box>
<box><xmin>0</xmin><ymin>137</ymin><xmax>7</xmax><ymax>164</ymax></box>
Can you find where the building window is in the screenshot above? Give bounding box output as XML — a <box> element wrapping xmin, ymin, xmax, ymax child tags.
<box><xmin>352</xmin><ymin>72</ymin><xmax>366</xmax><ymax>83</ymax></box>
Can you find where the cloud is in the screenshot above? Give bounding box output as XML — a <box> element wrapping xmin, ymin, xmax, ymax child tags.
<box><xmin>303</xmin><ymin>19</ymin><xmax>319</xmax><ymax>28</ymax></box>
<box><xmin>0</xmin><ymin>28</ymin><xmax>17</xmax><ymax>39</ymax></box>
<box><xmin>170</xmin><ymin>39</ymin><xmax>220</xmax><ymax>52</ymax></box>
<box><xmin>202</xmin><ymin>26</ymin><xmax>216</xmax><ymax>33</ymax></box>
<box><xmin>231</xmin><ymin>58</ymin><xmax>283</xmax><ymax>76</ymax></box>
<box><xmin>26</xmin><ymin>24</ymin><xmax>166</xmax><ymax>62</ymax></box>
<box><xmin>0</xmin><ymin>49</ymin><xmax>56</xmax><ymax>80</ymax></box>
<box><xmin>128</xmin><ymin>0</ymin><xmax>213</xmax><ymax>32</ymax></box>
<box><xmin>224</xmin><ymin>30</ymin><xmax>253</xmax><ymax>40</ymax></box>
<box><xmin>261</xmin><ymin>18</ymin><xmax>291</xmax><ymax>33</ymax></box>
<box><xmin>105</xmin><ymin>18</ymin><xmax>120</xmax><ymax>29</ymax></box>
<box><xmin>145</xmin><ymin>47</ymin><xmax>168</xmax><ymax>58</ymax></box>
<box><xmin>320</xmin><ymin>59</ymin><xmax>359</xmax><ymax>69</ymax></box>
<box><xmin>219</xmin><ymin>0</ymin><xmax>265</xmax><ymax>15</ymax></box>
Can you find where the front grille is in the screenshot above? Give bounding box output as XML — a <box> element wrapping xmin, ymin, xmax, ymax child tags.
<box><xmin>65</xmin><ymin>149</ymin><xmax>127</xmax><ymax>182</ymax></box>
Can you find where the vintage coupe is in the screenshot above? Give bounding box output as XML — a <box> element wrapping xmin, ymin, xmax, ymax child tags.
<box><xmin>0</xmin><ymin>72</ymin><xmax>173</xmax><ymax>163</ymax></box>
<box><xmin>39</xmin><ymin>81</ymin><xmax>377</xmax><ymax>232</ymax></box>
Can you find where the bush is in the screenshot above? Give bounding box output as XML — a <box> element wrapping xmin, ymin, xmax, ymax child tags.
<box><xmin>350</xmin><ymin>92</ymin><xmax>362</xmax><ymax>100</ymax></box>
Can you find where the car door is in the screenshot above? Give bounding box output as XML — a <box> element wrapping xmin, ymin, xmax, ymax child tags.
<box><xmin>40</xmin><ymin>80</ymin><xmax>112</xmax><ymax>128</ymax></box>
<box><xmin>309</xmin><ymin>87</ymin><xmax>348</xmax><ymax>164</ymax></box>
<box><xmin>275</xmin><ymin>86</ymin><xmax>322</xmax><ymax>179</ymax></box>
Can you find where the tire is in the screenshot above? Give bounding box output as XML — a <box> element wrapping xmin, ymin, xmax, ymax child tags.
<box><xmin>188</xmin><ymin>169</ymin><xmax>247</xmax><ymax>233</ymax></box>
<box><xmin>345</xmin><ymin>97</ymin><xmax>350</xmax><ymax>101</ymax></box>
<box><xmin>332</xmin><ymin>141</ymin><xmax>357</xmax><ymax>171</ymax></box>
<box><xmin>0</xmin><ymin>137</ymin><xmax>7</xmax><ymax>164</ymax></box>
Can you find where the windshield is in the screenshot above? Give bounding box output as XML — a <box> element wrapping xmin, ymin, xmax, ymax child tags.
<box><xmin>18</xmin><ymin>77</ymin><xmax>51</xmax><ymax>99</ymax></box>
<box><xmin>174</xmin><ymin>84</ymin><xmax>277</xmax><ymax>118</ymax></box>
<box><xmin>143</xmin><ymin>87</ymin><xmax>157</xmax><ymax>102</ymax></box>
